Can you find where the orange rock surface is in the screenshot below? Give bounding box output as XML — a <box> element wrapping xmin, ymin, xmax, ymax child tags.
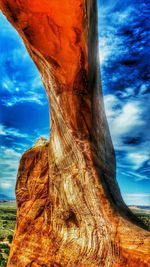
<box><xmin>0</xmin><ymin>1</ymin><xmax>149</xmax><ymax>266</ymax></box>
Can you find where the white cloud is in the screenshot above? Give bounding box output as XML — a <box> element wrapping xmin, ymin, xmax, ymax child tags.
<box><xmin>111</xmin><ymin>102</ymin><xmax>144</xmax><ymax>136</ymax></box>
<box><xmin>0</xmin><ymin>146</ymin><xmax>21</xmax><ymax>169</ymax></box>
<box><xmin>104</xmin><ymin>95</ymin><xmax>146</xmax><ymax>151</ymax></box>
<box><xmin>3</xmin><ymin>148</ymin><xmax>21</xmax><ymax>158</ymax></box>
<box><xmin>0</xmin><ymin>124</ymin><xmax>6</xmax><ymax>135</ymax></box>
<box><xmin>99</xmin><ymin>37</ymin><xmax>113</xmax><ymax>65</ymax></box>
<box><xmin>0</xmin><ymin>146</ymin><xmax>21</xmax><ymax>195</ymax></box>
<box><xmin>98</xmin><ymin>7</ymin><xmax>130</xmax><ymax>67</ymax></box>
<box><xmin>0</xmin><ymin>124</ymin><xmax>29</xmax><ymax>138</ymax></box>
<box><xmin>0</xmin><ymin>126</ymin><xmax>49</xmax><ymax>198</ymax></box>
<box><xmin>0</xmin><ymin>12</ymin><xmax>47</xmax><ymax>108</ymax></box>
<box><xmin>121</xmin><ymin>171</ymin><xmax>149</xmax><ymax>181</ymax></box>
<box><xmin>0</xmin><ymin>180</ymin><xmax>12</xmax><ymax>189</ymax></box>
<box><xmin>2</xmin><ymin>92</ymin><xmax>46</xmax><ymax>106</ymax></box>
<box><xmin>103</xmin><ymin>93</ymin><xmax>149</xmax><ymax>180</ymax></box>
<box><xmin>127</xmin><ymin>153</ymin><xmax>149</xmax><ymax>170</ymax></box>
<box><xmin>31</xmin><ymin>76</ymin><xmax>43</xmax><ymax>90</ymax></box>
<box><xmin>123</xmin><ymin>193</ymin><xmax>150</xmax><ymax>206</ymax></box>
<box><xmin>2</xmin><ymin>79</ymin><xmax>14</xmax><ymax>92</ymax></box>
<box><xmin>139</xmin><ymin>84</ymin><xmax>148</xmax><ymax>95</ymax></box>
<box><xmin>121</xmin><ymin>87</ymin><xmax>136</xmax><ymax>98</ymax></box>
<box><xmin>103</xmin><ymin>94</ymin><xmax>120</xmax><ymax>118</ymax></box>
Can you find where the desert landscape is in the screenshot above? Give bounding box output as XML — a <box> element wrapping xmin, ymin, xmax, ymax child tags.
<box><xmin>0</xmin><ymin>201</ymin><xmax>149</xmax><ymax>266</ymax></box>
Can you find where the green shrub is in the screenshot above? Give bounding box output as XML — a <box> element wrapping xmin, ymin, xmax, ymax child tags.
<box><xmin>4</xmin><ymin>247</ymin><xmax>10</xmax><ymax>256</ymax></box>
<box><xmin>0</xmin><ymin>243</ymin><xmax>9</xmax><ymax>249</ymax></box>
<box><xmin>0</xmin><ymin>233</ymin><xmax>5</xmax><ymax>242</ymax></box>
<box><xmin>7</xmin><ymin>234</ymin><xmax>13</xmax><ymax>243</ymax></box>
<box><xmin>1</xmin><ymin>215</ymin><xmax>16</xmax><ymax>221</ymax></box>
<box><xmin>0</xmin><ymin>253</ymin><xmax>6</xmax><ymax>267</ymax></box>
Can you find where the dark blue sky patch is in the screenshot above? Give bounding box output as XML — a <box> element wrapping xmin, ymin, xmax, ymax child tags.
<box><xmin>98</xmin><ymin>0</ymin><xmax>150</xmax><ymax>205</ymax></box>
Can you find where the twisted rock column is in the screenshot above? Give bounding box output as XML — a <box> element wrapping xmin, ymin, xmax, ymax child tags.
<box><xmin>0</xmin><ymin>1</ymin><xmax>149</xmax><ymax>266</ymax></box>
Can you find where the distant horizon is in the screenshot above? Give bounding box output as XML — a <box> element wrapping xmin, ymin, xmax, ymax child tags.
<box><xmin>1</xmin><ymin>197</ymin><xmax>150</xmax><ymax>208</ymax></box>
<box><xmin>1</xmin><ymin>193</ymin><xmax>150</xmax><ymax>207</ymax></box>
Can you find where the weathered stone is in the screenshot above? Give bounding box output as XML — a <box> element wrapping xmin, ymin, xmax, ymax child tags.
<box><xmin>33</xmin><ymin>137</ymin><xmax>49</xmax><ymax>147</ymax></box>
<box><xmin>0</xmin><ymin>1</ymin><xmax>149</xmax><ymax>266</ymax></box>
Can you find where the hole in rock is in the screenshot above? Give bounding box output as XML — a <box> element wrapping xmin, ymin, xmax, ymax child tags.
<box><xmin>65</xmin><ymin>210</ymin><xmax>79</xmax><ymax>228</ymax></box>
<box><xmin>0</xmin><ymin>12</ymin><xmax>50</xmax><ymax>258</ymax></box>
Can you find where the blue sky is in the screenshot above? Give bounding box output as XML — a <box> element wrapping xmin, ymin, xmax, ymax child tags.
<box><xmin>0</xmin><ymin>0</ymin><xmax>150</xmax><ymax>205</ymax></box>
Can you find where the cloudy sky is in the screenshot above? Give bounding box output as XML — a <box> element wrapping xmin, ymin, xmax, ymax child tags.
<box><xmin>0</xmin><ymin>0</ymin><xmax>150</xmax><ymax>205</ymax></box>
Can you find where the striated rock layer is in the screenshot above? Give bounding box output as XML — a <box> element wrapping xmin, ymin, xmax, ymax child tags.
<box><xmin>0</xmin><ymin>0</ymin><xmax>149</xmax><ymax>266</ymax></box>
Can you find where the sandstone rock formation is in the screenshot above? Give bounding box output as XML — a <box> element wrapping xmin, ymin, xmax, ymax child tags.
<box><xmin>0</xmin><ymin>1</ymin><xmax>149</xmax><ymax>266</ymax></box>
<box><xmin>33</xmin><ymin>137</ymin><xmax>49</xmax><ymax>147</ymax></box>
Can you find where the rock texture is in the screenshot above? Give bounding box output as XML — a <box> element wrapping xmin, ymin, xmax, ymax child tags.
<box><xmin>0</xmin><ymin>0</ymin><xmax>149</xmax><ymax>266</ymax></box>
<box><xmin>33</xmin><ymin>137</ymin><xmax>49</xmax><ymax>147</ymax></box>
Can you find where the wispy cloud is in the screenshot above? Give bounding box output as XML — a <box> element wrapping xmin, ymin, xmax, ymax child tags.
<box><xmin>1</xmin><ymin>92</ymin><xmax>46</xmax><ymax>107</ymax></box>
<box><xmin>0</xmin><ymin>146</ymin><xmax>21</xmax><ymax>197</ymax></box>
<box><xmin>0</xmin><ymin>180</ymin><xmax>14</xmax><ymax>190</ymax></box>
<box><xmin>126</xmin><ymin>153</ymin><xmax>149</xmax><ymax>170</ymax></box>
<box><xmin>0</xmin><ymin>13</ymin><xmax>47</xmax><ymax>108</ymax></box>
<box><xmin>0</xmin><ymin>124</ymin><xmax>29</xmax><ymax>138</ymax></box>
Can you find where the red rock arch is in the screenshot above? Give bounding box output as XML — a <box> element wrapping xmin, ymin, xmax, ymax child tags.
<box><xmin>0</xmin><ymin>1</ymin><xmax>149</xmax><ymax>266</ymax></box>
